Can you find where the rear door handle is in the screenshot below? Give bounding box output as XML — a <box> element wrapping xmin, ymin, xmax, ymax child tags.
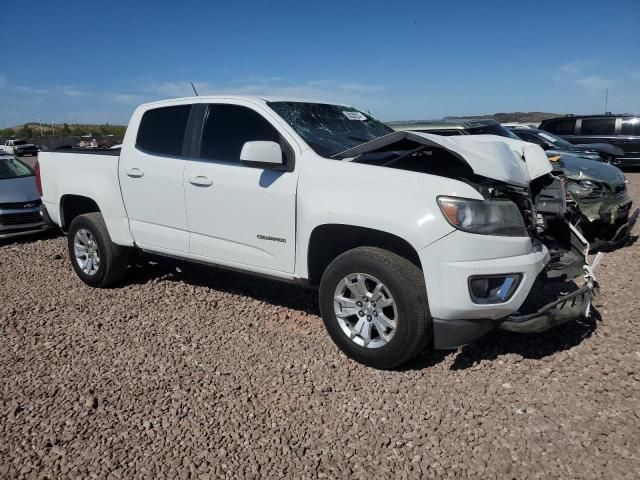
<box><xmin>188</xmin><ymin>176</ymin><xmax>213</xmax><ymax>187</ymax></box>
<box><xmin>125</xmin><ymin>167</ymin><xmax>144</xmax><ymax>178</ymax></box>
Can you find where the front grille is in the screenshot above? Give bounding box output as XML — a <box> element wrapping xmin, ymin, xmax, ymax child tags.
<box><xmin>0</xmin><ymin>212</ymin><xmax>42</xmax><ymax>226</ymax></box>
<box><xmin>0</xmin><ymin>199</ymin><xmax>42</xmax><ymax>210</ymax></box>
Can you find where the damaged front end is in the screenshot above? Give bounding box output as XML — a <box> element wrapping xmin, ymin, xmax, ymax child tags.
<box><xmin>339</xmin><ymin>131</ymin><xmax>602</xmax><ymax>335</ymax></box>
<box><xmin>462</xmin><ymin>171</ymin><xmax>603</xmax><ymax>334</ymax></box>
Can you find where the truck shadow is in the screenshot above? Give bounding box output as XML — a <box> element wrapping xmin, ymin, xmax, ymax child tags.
<box><xmin>125</xmin><ymin>253</ymin><xmax>601</xmax><ymax>371</ymax></box>
<box><xmin>125</xmin><ymin>253</ymin><xmax>320</xmax><ymax>315</ymax></box>
<box><xmin>448</xmin><ymin>311</ymin><xmax>600</xmax><ymax>370</ymax></box>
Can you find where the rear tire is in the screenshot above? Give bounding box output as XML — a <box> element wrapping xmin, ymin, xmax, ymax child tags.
<box><xmin>319</xmin><ymin>247</ymin><xmax>432</xmax><ymax>369</ymax></box>
<box><xmin>67</xmin><ymin>212</ymin><xmax>131</xmax><ymax>287</ymax></box>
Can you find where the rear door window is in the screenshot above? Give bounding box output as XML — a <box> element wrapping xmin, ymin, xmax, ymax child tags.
<box><xmin>580</xmin><ymin>118</ymin><xmax>616</xmax><ymax>135</ymax></box>
<box><xmin>620</xmin><ymin>118</ymin><xmax>640</xmax><ymax>135</ymax></box>
<box><xmin>199</xmin><ymin>104</ymin><xmax>280</xmax><ymax>162</ymax></box>
<box><xmin>543</xmin><ymin>119</ymin><xmax>576</xmax><ymax>135</ymax></box>
<box><xmin>136</xmin><ymin>105</ymin><xmax>192</xmax><ymax>156</ymax></box>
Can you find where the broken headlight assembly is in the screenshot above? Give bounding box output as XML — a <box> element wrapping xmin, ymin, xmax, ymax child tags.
<box><xmin>566</xmin><ymin>180</ymin><xmax>603</xmax><ymax>199</ymax></box>
<box><xmin>437</xmin><ymin>196</ymin><xmax>527</xmax><ymax>237</ymax></box>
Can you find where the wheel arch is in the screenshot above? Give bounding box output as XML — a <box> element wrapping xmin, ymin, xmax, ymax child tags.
<box><xmin>306</xmin><ymin>224</ymin><xmax>423</xmax><ymax>287</ymax></box>
<box><xmin>59</xmin><ymin>194</ymin><xmax>101</xmax><ymax>231</ymax></box>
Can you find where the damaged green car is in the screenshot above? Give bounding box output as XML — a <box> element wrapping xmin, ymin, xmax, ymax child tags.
<box><xmin>549</xmin><ymin>153</ymin><xmax>638</xmax><ymax>251</ymax></box>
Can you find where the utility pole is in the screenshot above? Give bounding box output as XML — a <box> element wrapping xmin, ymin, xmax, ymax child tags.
<box><xmin>604</xmin><ymin>88</ymin><xmax>608</xmax><ymax>114</ymax></box>
<box><xmin>51</xmin><ymin>121</ymin><xmax>55</xmax><ymax>136</ymax></box>
<box><xmin>38</xmin><ymin>119</ymin><xmax>43</xmax><ymax>136</ymax></box>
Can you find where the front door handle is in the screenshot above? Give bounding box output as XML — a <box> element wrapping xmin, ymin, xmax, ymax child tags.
<box><xmin>125</xmin><ymin>167</ymin><xmax>144</xmax><ymax>178</ymax></box>
<box><xmin>188</xmin><ymin>176</ymin><xmax>213</xmax><ymax>187</ymax></box>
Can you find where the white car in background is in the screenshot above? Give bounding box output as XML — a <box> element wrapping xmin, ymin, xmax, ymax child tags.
<box><xmin>0</xmin><ymin>154</ymin><xmax>50</xmax><ymax>239</ymax></box>
<box><xmin>38</xmin><ymin>96</ymin><xmax>601</xmax><ymax>368</ymax></box>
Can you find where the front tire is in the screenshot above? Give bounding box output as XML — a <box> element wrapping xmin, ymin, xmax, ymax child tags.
<box><xmin>67</xmin><ymin>212</ymin><xmax>131</xmax><ymax>287</ymax></box>
<box><xmin>319</xmin><ymin>247</ymin><xmax>432</xmax><ymax>369</ymax></box>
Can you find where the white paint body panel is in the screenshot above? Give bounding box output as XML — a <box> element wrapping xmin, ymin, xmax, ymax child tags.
<box><xmin>38</xmin><ymin>152</ymin><xmax>134</xmax><ymax>246</ymax></box>
<box><xmin>184</xmin><ymin>162</ymin><xmax>298</xmax><ymax>272</ymax></box>
<box><xmin>39</xmin><ymin>95</ymin><xmax>554</xmax><ymax>323</ymax></box>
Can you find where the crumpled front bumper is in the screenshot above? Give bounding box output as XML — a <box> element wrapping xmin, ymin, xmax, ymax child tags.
<box><xmin>428</xmin><ymin>224</ymin><xmax>603</xmax><ymax>349</ymax></box>
<box><xmin>499</xmin><ymin>254</ymin><xmax>602</xmax><ymax>333</ymax></box>
<box><xmin>592</xmin><ymin>207</ymin><xmax>639</xmax><ymax>252</ymax></box>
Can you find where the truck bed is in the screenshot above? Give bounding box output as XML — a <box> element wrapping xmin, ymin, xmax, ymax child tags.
<box><xmin>38</xmin><ymin>150</ymin><xmax>134</xmax><ymax>246</ymax></box>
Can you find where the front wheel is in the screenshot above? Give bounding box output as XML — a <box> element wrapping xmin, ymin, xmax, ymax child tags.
<box><xmin>67</xmin><ymin>212</ymin><xmax>131</xmax><ymax>287</ymax></box>
<box><xmin>319</xmin><ymin>247</ymin><xmax>432</xmax><ymax>369</ymax></box>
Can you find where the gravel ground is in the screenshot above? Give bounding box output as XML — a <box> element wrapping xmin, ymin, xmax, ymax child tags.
<box><xmin>2</xmin><ymin>174</ymin><xmax>640</xmax><ymax>479</ymax></box>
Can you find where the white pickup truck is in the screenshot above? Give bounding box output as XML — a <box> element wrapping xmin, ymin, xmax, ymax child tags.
<box><xmin>2</xmin><ymin>139</ymin><xmax>39</xmax><ymax>157</ymax></box>
<box><xmin>38</xmin><ymin>96</ymin><xmax>600</xmax><ymax>368</ymax></box>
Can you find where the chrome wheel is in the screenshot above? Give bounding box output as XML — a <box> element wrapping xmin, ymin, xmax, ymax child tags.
<box><xmin>73</xmin><ymin>228</ymin><xmax>100</xmax><ymax>276</ymax></box>
<box><xmin>333</xmin><ymin>273</ymin><xmax>398</xmax><ymax>348</ymax></box>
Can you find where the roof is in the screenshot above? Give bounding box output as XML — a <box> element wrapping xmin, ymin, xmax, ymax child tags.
<box><xmin>549</xmin><ymin>114</ymin><xmax>639</xmax><ymax>120</ymax></box>
<box><xmin>138</xmin><ymin>95</ymin><xmax>352</xmax><ymax>109</ymax></box>
<box><xmin>388</xmin><ymin>118</ymin><xmax>500</xmax><ymax>131</ymax></box>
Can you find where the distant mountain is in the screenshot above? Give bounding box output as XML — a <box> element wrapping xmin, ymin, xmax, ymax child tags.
<box><xmin>443</xmin><ymin>112</ymin><xmax>563</xmax><ymax>123</ymax></box>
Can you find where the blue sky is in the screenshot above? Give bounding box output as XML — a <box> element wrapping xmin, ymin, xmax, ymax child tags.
<box><xmin>1</xmin><ymin>0</ymin><xmax>639</xmax><ymax>126</ymax></box>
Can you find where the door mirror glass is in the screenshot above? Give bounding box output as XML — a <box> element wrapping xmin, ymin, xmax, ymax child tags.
<box><xmin>240</xmin><ymin>141</ymin><xmax>283</xmax><ymax>168</ymax></box>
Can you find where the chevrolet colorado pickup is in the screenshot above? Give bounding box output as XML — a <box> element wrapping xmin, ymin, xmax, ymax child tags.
<box><xmin>38</xmin><ymin>96</ymin><xmax>601</xmax><ymax>369</ymax></box>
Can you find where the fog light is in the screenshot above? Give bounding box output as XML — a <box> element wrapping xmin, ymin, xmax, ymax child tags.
<box><xmin>468</xmin><ymin>274</ymin><xmax>521</xmax><ymax>304</ymax></box>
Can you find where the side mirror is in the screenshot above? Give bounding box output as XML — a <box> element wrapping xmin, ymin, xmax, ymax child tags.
<box><xmin>240</xmin><ymin>141</ymin><xmax>284</xmax><ymax>169</ymax></box>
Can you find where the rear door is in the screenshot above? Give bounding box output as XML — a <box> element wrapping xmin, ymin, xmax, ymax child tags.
<box><xmin>573</xmin><ymin>117</ymin><xmax>618</xmax><ymax>145</ymax></box>
<box><xmin>183</xmin><ymin>102</ymin><xmax>299</xmax><ymax>273</ymax></box>
<box><xmin>119</xmin><ymin>104</ymin><xmax>192</xmax><ymax>253</ymax></box>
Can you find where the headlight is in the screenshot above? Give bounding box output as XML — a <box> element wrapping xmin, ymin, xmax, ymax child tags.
<box><xmin>566</xmin><ymin>180</ymin><xmax>602</xmax><ymax>199</ymax></box>
<box><xmin>437</xmin><ymin>196</ymin><xmax>528</xmax><ymax>237</ymax></box>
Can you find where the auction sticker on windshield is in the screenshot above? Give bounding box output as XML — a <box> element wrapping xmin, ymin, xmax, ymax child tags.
<box><xmin>343</xmin><ymin>111</ymin><xmax>367</xmax><ymax>120</ymax></box>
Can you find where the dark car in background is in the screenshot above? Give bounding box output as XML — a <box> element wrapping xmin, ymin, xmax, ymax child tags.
<box><xmin>391</xmin><ymin>119</ymin><xmax>637</xmax><ymax>251</ymax></box>
<box><xmin>508</xmin><ymin>126</ymin><xmax>625</xmax><ymax>163</ymax></box>
<box><xmin>538</xmin><ymin>114</ymin><xmax>640</xmax><ymax>168</ymax></box>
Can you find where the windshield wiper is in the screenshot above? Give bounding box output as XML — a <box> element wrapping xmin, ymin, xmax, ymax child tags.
<box><xmin>346</xmin><ymin>135</ymin><xmax>370</xmax><ymax>143</ymax></box>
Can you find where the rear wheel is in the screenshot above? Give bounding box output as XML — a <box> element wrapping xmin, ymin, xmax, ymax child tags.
<box><xmin>319</xmin><ymin>247</ymin><xmax>431</xmax><ymax>369</ymax></box>
<box><xmin>67</xmin><ymin>213</ymin><xmax>131</xmax><ymax>287</ymax></box>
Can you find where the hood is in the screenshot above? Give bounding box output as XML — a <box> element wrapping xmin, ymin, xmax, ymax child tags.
<box><xmin>572</xmin><ymin>143</ymin><xmax>625</xmax><ymax>158</ymax></box>
<box><xmin>547</xmin><ymin>148</ymin><xmax>602</xmax><ymax>162</ymax></box>
<box><xmin>553</xmin><ymin>153</ymin><xmax>626</xmax><ymax>188</ymax></box>
<box><xmin>338</xmin><ymin>131</ymin><xmax>552</xmax><ymax>187</ymax></box>
<box><xmin>0</xmin><ymin>176</ymin><xmax>40</xmax><ymax>203</ymax></box>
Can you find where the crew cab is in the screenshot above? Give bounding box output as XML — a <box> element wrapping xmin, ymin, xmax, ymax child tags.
<box><xmin>1</xmin><ymin>139</ymin><xmax>38</xmax><ymax>157</ymax></box>
<box><xmin>38</xmin><ymin>96</ymin><xmax>601</xmax><ymax>369</ymax></box>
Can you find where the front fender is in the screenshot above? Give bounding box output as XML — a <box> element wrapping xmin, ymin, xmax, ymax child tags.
<box><xmin>294</xmin><ymin>154</ymin><xmax>481</xmax><ymax>278</ymax></box>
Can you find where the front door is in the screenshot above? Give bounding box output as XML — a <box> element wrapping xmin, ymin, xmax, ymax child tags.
<box><xmin>183</xmin><ymin>103</ymin><xmax>298</xmax><ymax>273</ymax></box>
